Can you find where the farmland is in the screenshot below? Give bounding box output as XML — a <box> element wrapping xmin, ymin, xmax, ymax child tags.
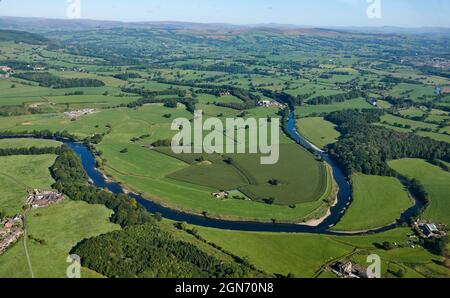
<box><xmin>195</xmin><ymin>226</ymin><xmax>450</xmax><ymax>278</ymax></box>
<box><xmin>389</xmin><ymin>159</ymin><xmax>450</xmax><ymax>225</ymax></box>
<box><xmin>0</xmin><ymin>152</ymin><xmax>119</xmax><ymax>278</ymax></box>
<box><xmin>333</xmin><ymin>174</ymin><xmax>413</xmax><ymax>232</ymax></box>
<box><xmin>296</xmin><ymin>117</ymin><xmax>340</xmax><ymax>149</ymax></box>
<box><xmin>0</xmin><ymin>19</ymin><xmax>449</xmax><ymax>279</ymax></box>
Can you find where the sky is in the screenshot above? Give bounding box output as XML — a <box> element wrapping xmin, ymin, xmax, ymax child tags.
<box><xmin>0</xmin><ymin>0</ymin><xmax>449</xmax><ymax>28</ymax></box>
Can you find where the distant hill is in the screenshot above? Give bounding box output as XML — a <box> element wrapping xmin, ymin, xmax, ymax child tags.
<box><xmin>0</xmin><ymin>29</ymin><xmax>48</xmax><ymax>44</ymax></box>
<box><xmin>0</xmin><ymin>16</ymin><xmax>449</xmax><ymax>37</ymax></box>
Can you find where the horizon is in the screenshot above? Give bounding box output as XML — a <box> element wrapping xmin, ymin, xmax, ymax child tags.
<box><xmin>0</xmin><ymin>0</ymin><xmax>449</xmax><ymax>28</ymax></box>
<box><xmin>2</xmin><ymin>15</ymin><xmax>450</xmax><ymax>30</ymax></box>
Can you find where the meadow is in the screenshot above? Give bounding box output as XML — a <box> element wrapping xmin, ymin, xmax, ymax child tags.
<box><xmin>296</xmin><ymin>98</ymin><xmax>374</xmax><ymax>117</ymax></box>
<box><xmin>333</xmin><ymin>174</ymin><xmax>413</xmax><ymax>232</ymax></box>
<box><xmin>0</xmin><ymin>152</ymin><xmax>119</xmax><ymax>278</ymax></box>
<box><xmin>195</xmin><ymin>226</ymin><xmax>449</xmax><ymax>278</ymax></box>
<box><xmin>389</xmin><ymin>158</ymin><xmax>450</xmax><ymax>225</ymax></box>
<box><xmin>296</xmin><ymin>117</ymin><xmax>340</xmax><ymax>149</ymax></box>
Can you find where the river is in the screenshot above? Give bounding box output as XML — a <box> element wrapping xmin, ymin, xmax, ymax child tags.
<box><xmin>59</xmin><ymin>111</ymin><xmax>422</xmax><ymax>235</ymax></box>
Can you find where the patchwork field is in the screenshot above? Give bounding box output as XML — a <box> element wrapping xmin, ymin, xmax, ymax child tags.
<box><xmin>333</xmin><ymin>174</ymin><xmax>413</xmax><ymax>232</ymax></box>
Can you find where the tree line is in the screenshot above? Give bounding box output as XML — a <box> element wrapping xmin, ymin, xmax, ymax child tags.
<box><xmin>14</xmin><ymin>72</ymin><xmax>105</xmax><ymax>89</ymax></box>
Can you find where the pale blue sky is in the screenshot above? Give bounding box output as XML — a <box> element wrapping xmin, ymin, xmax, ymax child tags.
<box><xmin>0</xmin><ymin>0</ymin><xmax>449</xmax><ymax>27</ymax></box>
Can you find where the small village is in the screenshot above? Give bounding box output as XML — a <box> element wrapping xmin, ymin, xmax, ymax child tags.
<box><xmin>63</xmin><ymin>108</ymin><xmax>96</xmax><ymax>119</ymax></box>
<box><xmin>0</xmin><ymin>190</ymin><xmax>64</xmax><ymax>255</ymax></box>
<box><xmin>0</xmin><ymin>215</ymin><xmax>24</xmax><ymax>255</ymax></box>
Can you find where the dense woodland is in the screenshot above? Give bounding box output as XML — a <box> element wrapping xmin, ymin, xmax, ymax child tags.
<box><xmin>72</xmin><ymin>224</ymin><xmax>258</xmax><ymax>278</ymax></box>
<box><xmin>326</xmin><ymin>110</ymin><xmax>450</xmax><ymax>177</ymax></box>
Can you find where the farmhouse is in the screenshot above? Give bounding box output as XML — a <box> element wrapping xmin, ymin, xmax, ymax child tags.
<box><xmin>369</xmin><ymin>98</ymin><xmax>378</xmax><ymax>107</ymax></box>
<box><xmin>26</xmin><ymin>189</ymin><xmax>64</xmax><ymax>209</ymax></box>
<box><xmin>330</xmin><ymin>261</ymin><xmax>373</xmax><ymax>278</ymax></box>
<box><xmin>0</xmin><ymin>66</ymin><xmax>12</xmax><ymax>79</ymax></box>
<box><xmin>421</xmin><ymin>223</ymin><xmax>440</xmax><ymax>238</ymax></box>
<box><xmin>212</xmin><ymin>191</ymin><xmax>229</xmax><ymax>199</ymax></box>
<box><xmin>258</xmin><ymin>100</ymin><xmax>285</xmax><ymax>108</ymax></box>
<box><xmin>64</xmin><ymin>108</ymin><xmax>95</xmax><ymax>119</ymax></box>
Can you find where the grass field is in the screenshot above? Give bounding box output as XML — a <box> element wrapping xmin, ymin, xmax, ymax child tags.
<box><xmin>296</xmin><ymin>98</ymin><xmax>374</xmax><ymax>117</ymax></box>
<box><xmin>333</xmin><ymin>174</ymin><xmax>413</xmax><ymax>231</ymax></box>
<box><xmin>165</xmin><ymin>144</ymin><xmax>328</xmax><ymax>205</ymax></box>
<box><xmin>0</xmin><ymin>153</ymin><xmax>119</xmax><ymax>278</ymax></box>
<box><xmin>389</xmin><ymin>159</ymin><xmax>450</xmax><ymax>225</ymax></box>
<box><xmin>0</xmin><ymin>154</ymin><xmax>57</xmax><ymax>215</ymax></box>
<box><xmin>296</xmin><ymin>117</ymin><xmax>340</xmax><ymax>149</ymax></box>
<box><xmin>0</xmin><ymin>200</ymin><xmax>119</xmax><ymax>278</ymax></box>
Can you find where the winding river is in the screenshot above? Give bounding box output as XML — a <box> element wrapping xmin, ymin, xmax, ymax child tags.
<box><xmin>59</xmin><ymin>111</ymin><xmax>423</xmax><ymax>236</ymax></box>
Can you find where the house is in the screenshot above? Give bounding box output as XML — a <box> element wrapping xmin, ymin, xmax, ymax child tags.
<box><xmin>435</xmin><ymin>86</ymin><xmax>442</xmax><ymax>96</ymax></box>
<box><xmin>258</xmin><ymin>100</ymin><xmax>285</xmax><ymax>108</ymax></box>
<box><xmin>0</xmin><ymin>66</ymin><xmax>12</xmax><ymax>79</ymax></box>
<box><xmin>212</xmin><ymin>191</ymin><xmax>229</xmax><ymax>199</ymax></box>
<box><xmin>369</xmin><ymin>98</ymin><xmax>378</xmax><ymax>107</ymax></box>
<box><xmin>422</xmin><ymin>223</ymin><xmax>439</xmax><ymax>238</ymax></box>
<box><xmin>26</xmin><ymin>189</ymin><xmax>64</xmax><ymax>209</ymax></box>
<box><xmin>330</xmin><ymin>261</ymin><xmax>373</xmax><ymax>278</ymax></box>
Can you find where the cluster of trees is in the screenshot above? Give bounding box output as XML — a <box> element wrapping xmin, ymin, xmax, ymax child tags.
<box><xmin>381</xmin><ymin>76</ymin><xmax>421</xmax><ymax>85</ymax></box>
<box><xmin>0</xmin><ymin>130</ymin><xmax>77</xmax><ymax>141</ymax></box>
<box><xmin>122</xmin><ymin>87</ymin><xmax>186</xmax><ymax>98</ymax></box>
<box><xmin>0</xmin><ymin>146</ymin><xmax>63</xmax><ymax>157</ymax></box>
<box><xmin>50</xmin><ymin>147</ymin><xmax>155</xmax><ymax>227</ymax></box>
<box><xmin>308</xmin><ymin>90</ymin><xmax>365</xmax><ymax>105</ymax></box>
<box><xmin>151</xmin><ymin>139</ymin><xmax>172</xmax><ymax>147</ymax></box>
<box><xmin>180</xmin><ymin>62</ymin><xmax>250</xmax><ymax>74</ymax></box>
<box><xmin>123</xmin><ymin>97</ymin><xmax>197</xmax><ymax>113</ymax></box>
<box><xmin>72</xmin><ymin>223</ymin><xmax>257</xmax><ymax>278</ymax></box>
<box><xmin>326</xmin><ymin>109</ymin><xmax>450</xmax><ymax>177</ymax></box>
<box><xmin>14</xmin><ymin>72</ymin><xmax>105</xmax><ymax>89</ymax></box>
<box><xmin>0</xmin><ymin>59</ymin><xmax>48</xmax><ymax>70</ymax></box>
<box><xmin>0</xmin><ymin>29</ymin><xmax>48</xmax><ymax>44</ymax></box>
<box><xmin>113</xmin><ymin>72</ymin><xmax>142</xmax><ymax>80</ymax></box>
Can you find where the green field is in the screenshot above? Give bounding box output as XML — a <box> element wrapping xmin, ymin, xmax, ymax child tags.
<box><xmin>0</xmin><ymin>154</ymin><xmax>58</xmax><ymax>215</ymax></box>
<box><xmin>0</xmin><ymin>200</ymin><xmax>119</xmax><ymax>278</ymax></box>
<box><xmin>296</xmin><ymin>98</ymin><xmax>374</xmax><ymax>117</ymax></box>
<box><xmin>296</xmin><ymin>117</ymin><xmax>340</xmax><ymax>149</ymax></box>
<box><xmin>195</xmin><ymin>226</ymin><xmax>449</xmax><ymax>278</ymax></box>
<box><xmin>333</xmin><ymin>174</ymin><xmax>413</xmax><ymax>231</ymax></box>
<box><xmin>389</xmin><ymin>159</ymin><xmax>450</xmax><ymax>225</ymax></box>
<box><xmin>0</xmin><ymin>153</ymin><xmax>119</xmax><ymax>278</ymax></box>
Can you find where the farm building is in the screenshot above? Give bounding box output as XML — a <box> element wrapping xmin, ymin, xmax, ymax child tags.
<box><xmin>26</xmin><ymin>189</ymin><xmax>64</xmax><ymax>209</ymax></box>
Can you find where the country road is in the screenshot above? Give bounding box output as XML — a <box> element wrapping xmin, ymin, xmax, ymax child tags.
<box><xmin>22</xmin><ymin>209</ymin><xmax>35</xmax><ymax>278</ymax></box>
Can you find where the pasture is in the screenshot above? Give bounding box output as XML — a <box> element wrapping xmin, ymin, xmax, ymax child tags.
<box><xmin>389</xmin><ymin>158</ymin><xmax>450</xmax><ymax>225</ymax></box>
<box><xmin>296</xmin><ymin>117</ymin><xmax>340</xmax><ymax>149</ymax></box>
<box><xmin>333</xmin><ymin>174</ymin><xmax>412</xmax><ymax>231</ymax></box>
